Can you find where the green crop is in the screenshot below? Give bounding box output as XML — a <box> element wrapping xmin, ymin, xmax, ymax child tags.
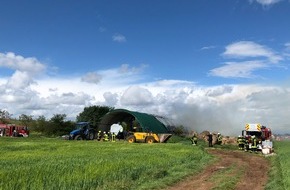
<box><xmin>266</xmin><ymin>140</ymin><xmax>290</xmax><ymax>190</ymax></box>
<box><xmin>0</xmin><ymin>137</ymin><xmax>212</xmax><ymax>190</ymax></box>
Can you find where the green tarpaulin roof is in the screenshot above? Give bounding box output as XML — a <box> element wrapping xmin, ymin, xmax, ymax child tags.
<box><xmin>98</xmin><ymin>109</ymin><xmax>170</xmax><ymax>133</ymax></box>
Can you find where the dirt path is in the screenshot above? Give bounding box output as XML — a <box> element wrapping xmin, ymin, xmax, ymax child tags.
<box><xmin>165</xmin><ymin>149</ymin><xmax>270</xmax><ymax>190</ymax></box>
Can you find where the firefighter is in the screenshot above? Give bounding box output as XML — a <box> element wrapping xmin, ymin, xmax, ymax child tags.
<box><xmin>244</xmin><ymin>135</ymin><xmax>249</xmax><ymax>152</ymax></box>
<box><xmin>108</xmin><ymin>132</ymin><xmax>111</xmax><ymax>141</ymax></box>
<box><xmin>103</xmin><ymin>132</ymin><xmax>109</xmax><ymax>142</ymax></box>
<box><xmin>217</xmin><ymin>133</ymin><xmax>223</xmax><ymax>145</ymax></box>
<box><xmin>111</xmin><ymin>132</ymin><xmax>116</xmax><ymax>142</ymax></box>
<box><xmin>251</xmin><ymin>135</ymin><xmax>257</xmax><ymax>152</ymax></box>
<box><xmin>191</xmin><ymin>134</ymin><xmax>198</xmax><ymax>145</ymax></box>
<box><xmin>97</xmin><ymin>131</ymin><xmax>102</xmax><ymax>141</ymax></box>
<box><xmin>208</xmin><ymin>133</ymin><xmax>213</xmax><ymax>147</ymax></box>
<box><xmin>237</xmin><ymin>135</ymin><xmax>245</xmax><ymax>150</ymax></box>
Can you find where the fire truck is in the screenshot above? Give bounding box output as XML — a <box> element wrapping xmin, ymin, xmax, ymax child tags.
<box><xmin>242</xmin><ymin>123</ymin><xmax>273</xmax><ymax>154</ymax></box>
<box><xmin>0</xmin><ymin>124</ymin><xmax>29</xmax><ymax>137</ymax></box>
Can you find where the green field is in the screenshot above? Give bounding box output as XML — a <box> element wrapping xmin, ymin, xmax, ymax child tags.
<box><xmin>1</xmin><ymin>137</ymin><xmax>289</xmax><ymax>190</ymax></box>
<box><xmin>266</xmin><ymin>140</ymin><xmax>290</xmax><ymax>190</ymax></box>
<box><xmin>0</xmin><ymin>137</ymin><xmax>213</xmax><ymax>190</ymax></box>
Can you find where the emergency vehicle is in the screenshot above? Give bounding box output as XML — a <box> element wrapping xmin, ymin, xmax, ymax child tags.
<box><xmin>242</xmin><ymin>123</ymin><xmax>273</xmax><ymax>154</ymax></box>
<box><xmin>0</xmin><ymin>123</ymin><xmax>29</xmax><ymax>137</ymax></box>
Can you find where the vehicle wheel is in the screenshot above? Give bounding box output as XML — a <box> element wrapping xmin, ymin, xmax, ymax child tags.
<box><xmin>74</xmin><ymin>135</ymin><xmax>83</xmax><ymax>140</ymax></box>
<box><xmin>88</xmin><ymin>131</ymin><xmax>95</xmax><ymax>140</ymax></box>
<box><xmin>127</xmin><ymin>135</ymin><xmax>136</xmax><ymax>143</ymax></box>
<box><xmin>146</xmin><ymin>136</ymin><xmax>155</xmax><ymax>144</ymax></box>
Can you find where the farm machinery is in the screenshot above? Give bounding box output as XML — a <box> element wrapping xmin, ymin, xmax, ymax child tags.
<box><xmin>0</xmin><ymin>124</ymin><xmax>29</xmax><ymax>137</ymax></box>
<box><xmin>242</xmin><ymin>123</ymin><xmax>273</xmax><ymax>154</ymax></box>
<box><xmin>69</xmin><ymin>122</ymin><xmax>95</xmax><ymax>140</ymax></box>
<box><xmin>126</xmin><ymin>132</ymin><xmax>172</xmax><ymax>143</ymax></box>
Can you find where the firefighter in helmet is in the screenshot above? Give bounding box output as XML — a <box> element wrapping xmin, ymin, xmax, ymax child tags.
<box><xmin>251</xmin><ymin>135</ymin><xmax>257</xmax><ymax>152</ymax></box>
<box><xmin>97</xmin><ymin>130</ymin><xmax>102</xmax><ymax>141</ymax></box>
<box><xmin>208</xmin><ymin>133</ymin><xmax>213</xmax><ymax>147</ymax></box>
<box><xmin>103</xmin><ymin>131</ymin><xmax>109</xmax><ymax>141</ymax></box>
<box><xmin>237</xmin><ymin>135</ymin><xmax>245</xmax><ymax>150</ymax></box>
<box><xmin>217</xmin><ymin>133</ymin><xmax>223</xmax><ymax>145</ymax></box>
<box><xmin>111</xmin><ymin>132</ymin><xmax>116</xmax><ymax>142</ymax></box>
<box><xmin>244</xmin><ymin>135</ymin><xmax>250</xmax><ymax>151</ymax></box>
<box><xmin>191</xmin><ymin>133</ymin><xmax>198</xmax><ymax>145</ymax></box>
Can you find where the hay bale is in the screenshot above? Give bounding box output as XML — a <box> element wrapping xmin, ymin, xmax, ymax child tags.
<box><xmin>212</xmin><ymin>134</ymin><xmax>218</xmax><ymax>145</ymax></box>
<box><xmin>222</xmin><ymin>136</ymin><xmax>237</xmax><ymax>145</ymax></box>
<box><xmin>199</xmin><ymin>130</ymin><xmax>210</xmax><ymax>141</ymax></box>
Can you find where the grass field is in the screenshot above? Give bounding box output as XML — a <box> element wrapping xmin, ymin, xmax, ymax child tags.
<box><xmin>0</xmin><ymin>136</ymin><xmax>213</xmax><ymax>190</ymax></box>
<box><xmin>266</xmin><ymin>140</ymin><xmax>290</xmax><ymax>190</ymax></box>
<box><xmin>1</xmin><ymin>136</ymin><xmax>289</xmax><ymax>190</ymax></box>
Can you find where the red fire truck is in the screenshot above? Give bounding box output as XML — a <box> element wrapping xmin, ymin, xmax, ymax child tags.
<box><xmin>0</xmin><ymin>123</ymin><xmax>29</xmax><ymax>137</ymax></box>
<box><xmin>242</xmin><ymin>123</ymin><xmax>273</xmax><ymax>154</ymax></box>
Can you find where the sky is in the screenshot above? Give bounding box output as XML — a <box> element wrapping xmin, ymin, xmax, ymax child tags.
<box><xmin>0</xmin><ymin>0</ymin><xmax>290</xmax><ymax>135</ymax></box>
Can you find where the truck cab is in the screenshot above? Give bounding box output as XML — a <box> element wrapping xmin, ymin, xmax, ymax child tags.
<box><xmin>242</xmin><ymin>123</ymin><xmax>273</xmax><ymax>153</ymax></box>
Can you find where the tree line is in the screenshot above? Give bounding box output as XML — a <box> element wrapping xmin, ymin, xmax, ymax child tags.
<box><xmin>0</xmin><ymin>106</ymin><xmax>186</xmax><ymax>137</ymax></box>
<box><xmin>0</xmin><ymin>106</ymin><xmax>113</xmax><ymax>137</ymax></box>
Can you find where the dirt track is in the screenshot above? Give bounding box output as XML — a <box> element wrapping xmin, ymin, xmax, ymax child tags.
<box><xmin>166</xmin><ymin>149</ymin><xmax>270</xmax><ymax>190</ymax></box>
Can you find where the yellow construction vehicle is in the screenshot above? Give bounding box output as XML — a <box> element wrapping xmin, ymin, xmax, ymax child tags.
<box><xmin>127</xmin><ymin>132</ymin><xmax>172</xmax><ymax>143</ymax></box>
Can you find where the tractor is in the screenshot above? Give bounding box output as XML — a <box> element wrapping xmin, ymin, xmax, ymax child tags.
<box><xmin>69</xmin><ymin>122</ymin><xmax>95</xmax><ymax>140</ymax></box>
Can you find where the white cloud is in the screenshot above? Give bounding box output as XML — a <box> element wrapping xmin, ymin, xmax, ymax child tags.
<box><xmin>210</xmin><ymin>41</ymin><xmax>285</xmax><ymax>78</ymax></box>
<box><xmin>81</xmin><ymin>72</ymin><xmax>103</xmax><ymax>84</ymax></box>
<box><xmin>209</xmin><ymin>61</ymin><xmax>267</xmax><ymax>78</ymax></box>
<box><xmin>0</xmin><ymin>52</ymin><xmax>46</xmax><ymax>75</ymax></box>
<box><xmin>249</xmin><ymin>0</ymin><xmax>283</xmax><ymax>6</ymax></box>
<box><xmin>103</xmin><ymin>92</ymin><xmax>119</xmax><ymax>106</ymax></box>
<box><xmin>112</xmin><ymin>33</ymin><xmax>126</xmax><ymax>43</ymax></box>
<box><xmin>285</xmin><ymin>42</ymin><xmax>290</xmax><ymax>51</ymax></box>
<box><xmin>0</xmin><ymin>52</ymin><xmax>46</xmax><ymax>89</ymax></box>
<box><xmin>223</xmin><ymin>41</ymin><xmax>282</xmax><ymax>63</ymax></box>
<box><xmin>7</xmin><ymin>71</ymin><xmax>35</xmax><ymax>89</ymax></box>
<box><xmin>200</xmin><ymin>46</ymin><xmax>216</xmax><ymax>50</ymax></box>
<box><xmin>120</xmin><ymin>86</ymin><xmax>153</xmax><ymax>106</ymax></box>
<box><xmin>0</xmin><ymin>51</ymin><xmax>290</xmax><ymax>135</ymax></box>
<box><xmin>118</xmin><ymin>64</ymin><xmax>147</xmax><ymax>74</ymax></box>
<box><xmin>114</xmin><ymin>83</ymin><xmax>290</xmax><ymax>135</ymax></box>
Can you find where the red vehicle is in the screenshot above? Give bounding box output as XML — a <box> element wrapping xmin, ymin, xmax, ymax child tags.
<box><xmin>0</xmin><ymin>124</ymin><xmax>29</xmax><ymax>137</ymax></box>
<box><xmin>242</xmin><ymin>123</ymin><xmax>273</xmax><ymax>154</ymax></box>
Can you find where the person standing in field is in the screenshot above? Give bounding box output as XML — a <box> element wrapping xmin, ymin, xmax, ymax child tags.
<box><xmin>208</xmin><ymin>133</ymin><xmax>213</xmax><ymax>147</ymax></box>
<box><xmin>217</xmin><ymin>133</ymin><xmax>223</xmax><ymax>145</ymax></box>
<box><xmin>103</xmin><ymin>132</ymin><xmax>109</xmax><ymax>141</ymax></box>
<box><xmin>97</xmin><ymin>131</ymin><xmax>102</xmax><ymax>141</ymax></box>
<box><xmin>237</xmin><ymin>135</ymin><xmax>245</xmax><ymax>150</ymax></box>
<box><xmin>111</xmin><ymin>132</ymin><xmax>116</xmax><ymax>142</ymax></box>
<box><xmin>251</xmin><ymin>135</ymin><xmax>257</xmax><ymax>153</ymax></box>
<box><xmin>191</xmin><ymin>134</ymin><xmax>198</xmax><ymax>145</ymax></box>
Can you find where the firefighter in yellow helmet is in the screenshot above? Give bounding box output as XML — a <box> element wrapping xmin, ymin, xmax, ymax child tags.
<box><xmin>251</xmin><ymin>135</ymin><xmax>257</xmax><ymax>152</ymax></box>
<box><xmin>97</xmin><ymin>130</ymin><xmax>102</xmax><ymax>141</ymax></box>
<box><xmin>191</xmin><ymin>134</ymin><xmax>198</xmax><ymax>145</ymax></box>
<box><xmin>103</xmin><ymin>131</ymin><xmax>109</xmax><ymax>142</ymax></box>
<box><xmin>217</xmin><ymin>133</ymin><xmax>223</xmax><ymax>145</ymax></box>
<box><xmin>237</xmin><ymin>135</ymin><xmax>245</xmax><ymax>150</ymax></box>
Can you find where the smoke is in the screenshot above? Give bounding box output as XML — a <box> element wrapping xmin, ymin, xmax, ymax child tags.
<box><xmin>116</xmin><ymin>83</ymin><xmax>290</xmax><ymax>136</ymax></box>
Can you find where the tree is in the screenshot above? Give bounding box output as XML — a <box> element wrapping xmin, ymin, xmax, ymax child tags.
<box><xmin>46</xmin><ymin>114</ymin><xmax>74</xmax><ymax>136</ymax></box>
<box><xmin>0</xmin><ymin>110</ymin><xmax>12</xmax><ymax>124</ymax></box>
<box><xmin>19</xmin><ymin>114</ymin><xmax>33</xmax><ymax>127</ymax></box>
<box><xmin>76</xmin><ymin>105</ymin><xmax>114</xmax><ymax>127</ymax></box>
<box><xmin>34</xmin><ymin>115</ymin><xmax>47</xmax><ymax>133</ymax></box>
